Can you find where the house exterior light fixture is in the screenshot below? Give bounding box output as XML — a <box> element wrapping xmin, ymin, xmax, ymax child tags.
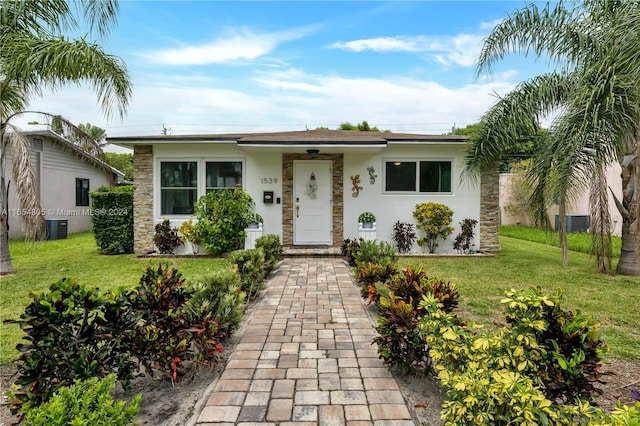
<box><xmin>307</xmin><ymin>149</ymin><xmax>319</xmax><ymax>159</ymax></box>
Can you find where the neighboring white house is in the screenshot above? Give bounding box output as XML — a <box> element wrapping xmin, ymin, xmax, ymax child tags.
<box><xmin>499</xmin><ymin>163</ymin><xmax>623</xmax><ymax>235</ymax></box>
<box><xmin>5</xmin><ymin>126</ymin><xmax>125</xmax><ymax>239</ymax></box>
<box><xmin>110</xmin><ymin>129</ymin><xmax>500</xmax><ymax>254</ymax></box>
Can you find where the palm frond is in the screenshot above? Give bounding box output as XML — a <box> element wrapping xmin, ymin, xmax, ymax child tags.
<box><xmin>5</xmin><ymin>123</ymin><xmax>45</xmax><ymax>240</ymax></box>
<box><xmin>464</xmin><ymin>72</ymin><xmax>575</xmax><ymax>176</ymax></box>
<box><xmin>477</xmin><ymin>2</ymin><xmax>599</xmax><ymax>77</ymax></box>
<box><xmin>2</xmin><ymin>34</ymin><xmax>131</xmax><ymax>120</ymax></box>
<box><xmin>0</xmin><ymin>0</ymin><xmax>75</xmax><ymax>35</ymax></box>
<box><xmin>81</xmin><ymin>0</ymin><xmax>120</xmax><ymax>39</ymax></box>
<box><xmin>0</xmin><ymin>80</ymin><xmax>29</xmax><ymax>121</ymax></box>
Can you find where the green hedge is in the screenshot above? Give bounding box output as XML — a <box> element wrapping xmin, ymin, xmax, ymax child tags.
<box><xmin>90</xmin><ymin>186</ymin><xmax>133</xmax><ymax>254</ymax></box>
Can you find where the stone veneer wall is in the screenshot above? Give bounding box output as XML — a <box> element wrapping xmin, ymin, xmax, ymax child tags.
<box><xmin>282</xmin><ymin>154</ymin><xmax>344</xmax><ymax>247</ymax></box>
<box><xmin>480</xmin><ymin>164</ymin><xmax>500</xmax><ymax>253</ymax></box>
<box><xmin>133</xmin><ymin>145</ymin><xmax>154</xmax><ymax>254</ymax></box>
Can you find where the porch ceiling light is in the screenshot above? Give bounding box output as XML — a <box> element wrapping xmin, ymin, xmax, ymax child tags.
<box><xmin>393</xmin><ymin>161</ymin><xmax>401</xmax><ymax>166</ymax></box>
<box><xmin>307</xmin><ymin>149</ymin><xmax>320</xmax><ymax>159</ymax></box>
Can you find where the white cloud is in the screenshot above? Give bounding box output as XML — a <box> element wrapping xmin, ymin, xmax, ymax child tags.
<box><xmin>480</xmin><ymin>18</ymin><xmax>504</xmax><ymax>30</ymax></box>
<box><xmin>329</xmin><ymin>33</ymin><xmax>485</xmax><ymax>67</ymax></box>
<box><xmin>143</xmin><ymin>26</ymin><xmax>316</xmax><ymax>65</ymax></box>
<box><xmin>329</xmin><ymin>36</ymin><xmax>424</xmax><ymax>53</ymax></box>
<box><xmin>17</xmin><ymin>67</ymin><xmax>517</xmax><ymax>138</ymax></box>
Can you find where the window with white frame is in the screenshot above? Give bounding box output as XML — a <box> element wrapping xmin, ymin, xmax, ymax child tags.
<box><xmin>160</xmin><ymin>160</ymin><xmax>244</xmax><ymax>215</ymax></box>
<box><xmin>206</xmin><ymin>161</ymin><xmax>243</xmax><ymax>192</ymax></box>
<box><xmin>160</xmin><ymin>161</ymin><xmax>197</xmax><ymax>215</ymax></box>
<box><xmin>385</xmin><ymin>160</ymin><xmax>452</xmax><ymax>193</ymax></box>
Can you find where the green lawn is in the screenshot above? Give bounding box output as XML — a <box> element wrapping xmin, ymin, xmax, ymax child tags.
<box><xmin>399</xmin><ymin>236</ymin><xmax>640</xmax><ymax>359</ymax></box>
<box><xmin>1</xmin><ymin>231</ymin><xmax>639</xmax><ymax>364</ymax></box>
<box><xmin>0</xmin><ymin>232</ymin><xmax>229</xmax><ymax>364</ymax></box>
<box><xmin>500</xmin><ymin>224</ymin><xmax>623</xmax><ymax>258</ymax></box>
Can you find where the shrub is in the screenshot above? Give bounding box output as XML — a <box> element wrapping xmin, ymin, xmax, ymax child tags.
<box><xmin>341</xmin><ymin>238</ymin><xmax>362</xmax><ymax>266</ymax></box>
<box><xmin>453</xmin><ymin>218</ymin><xmax>478</xmax><ymax>254</ymax></box>
<box><xmin>354</xmin><ymin>240</ymin><xmax>398</xmax><ymax>266</ymax></box>
<box><xmin>392</xmin><ymin>221</ymin><xmax>416</xmax><ymax>253</ymax></box>
<box><xmin>6</xmin><ymin>279</ymin><xmax>136</xmax><ymax>415</ymax></box>
<box><xmin>125</xmin><ymin>264</ymin><xmax>195</xmax><ymax>381</ymax></box>
<box><xmin>501</xmin><ymin>287</ymin><xmax>607</xmax><ymax>404</ymax></box>
<box><xmin>387</xmin><ymin>265</ymin><xmax>459</xmax><ymax>313</ymax></box>
<box><xmin>413</xmin><ymin>202</ymin><xmax>454</xmax><ymax>253</ymax></box>
<box><xmin>90</xmin><ymin>185</ymin><xmax>133</xmax><ymax>254</ymax></box>
<box><xmin>375</xmin><ymin>293</ymin><xmax>430</xmax><ymax>374</ymax></box>
<box><xmin>23</xmin><ymin>375</ymin><xmax>140</xmax><ymax>426</ymax></box>
<box><xmin>419</xmin><ymin>287</ymin><xmax>609</xmax><ymax>425</ymax></box>
<box><xmin>228</xmin><ymin>248</ymin><xmax>267</xmax><ymax>300</ymax></box>
<box><xmin>154</xmin><ymin>219</ymin><xmax>183</xmax><ymax>254</ymax></box>
<box><xmin>193</xmin><ymin>189</ymin><xmax>254</xmax><ymax>255</ymax></box>
<box><xmin>255</xmin><ymin>234</ymin><xmax>281</xmax><ymax>275</ymax></box>
<box><xmin>353</xmin><ymin>261</ymin><xmax>398</xmax><ymax>304</ymax></box>
<box><xmin>373</xmin><ymin>265</ymin><xmax>459</xmax><ymax>374</ymax></box>
<box><xmin>187</xmin><ymin>269</ymin><xmax>246</xmax><ymax>339</ymax></box>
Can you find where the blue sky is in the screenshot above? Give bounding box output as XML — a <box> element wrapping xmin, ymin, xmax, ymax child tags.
<box><xmin>22</xmin><ymin>1</ymin><xmax>556</xmax><ymax>145</ymax></box>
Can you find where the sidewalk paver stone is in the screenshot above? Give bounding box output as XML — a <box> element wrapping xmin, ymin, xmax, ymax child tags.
<box><xmin>192</xmin><ymin>258</ymin><xmax>416</xmax><ymax>426</ymax></box>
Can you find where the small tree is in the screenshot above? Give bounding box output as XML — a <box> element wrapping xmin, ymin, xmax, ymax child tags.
<box><xmin>193</xmin><ymin>189</ymin><xmax>254</xmax><ymax>255</ymax></box>
<box><xmin>413</xmin><ymin>202</ymin><xmax>454</xmax><ymax>253</ymax></box>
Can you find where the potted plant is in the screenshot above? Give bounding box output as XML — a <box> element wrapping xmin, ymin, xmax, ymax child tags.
<box><xmin>245</xmin><ymin>212</ymin><xmax>263</xmax><ymax>229</ymax></box>
<box><xmin>358</xmin><ymin>211</ymin><xmax>376</xmax><ymax>228</ymax></box>
<box><xmin>178</xmin><ymin>219</ymin><xmax>201</xmax><ymax>254</ymax></box>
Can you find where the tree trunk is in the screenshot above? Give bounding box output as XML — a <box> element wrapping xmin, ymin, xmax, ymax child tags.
<box><xmin>558</xmin><ymin>193</ymin><xmax>568</xmax><ymax>267</ymax></box>
<box><xmin>615</xmin><ymin>140</ymin><xmax>639</xmax><ymax>276</ymax></box>
<box><xmin>0</xmin><ymin>173</ymin><xmax>14</xmax><ymax>275</ymax></box>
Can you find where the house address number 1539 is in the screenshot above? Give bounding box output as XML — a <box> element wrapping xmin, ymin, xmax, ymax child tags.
<box><xmin>261</xmin><ymin>177</ymin><xmax>278</xmax><ymax>184</ymax></box>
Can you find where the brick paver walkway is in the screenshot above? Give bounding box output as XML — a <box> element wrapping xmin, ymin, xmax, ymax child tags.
<box><xmin>192</xmin><ymin>257</ymin><xmax>414</xmax><ymax>426</ymax></box>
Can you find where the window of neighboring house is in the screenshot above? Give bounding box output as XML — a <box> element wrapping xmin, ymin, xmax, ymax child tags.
<box><xmin>206</xmin><ymin>161</ymin><xmax>243</xmax><ymax>192</ymax></box>
<box><xmin>76</xmin><ymin>178</ymin><xmax>90</xmax><ymax>206</ymax></box>
<box><xmin>385</xmin><ymin>160</ymin><xmax>452</xmax><ymax>193</ymax></box>
<box><xmin>160</xmin><ymin>161</ymin><xmax>197</xmax><ymax>215</ymax></box>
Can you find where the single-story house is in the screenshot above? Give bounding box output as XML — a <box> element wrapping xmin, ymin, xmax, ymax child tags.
<box><xmin>6</xmin><ymin>126</ymin><xmax>125</xmax><ymax>239</ymax></box>
<box><xmin>109</xmin><ymin>129</ymin><xmax>500</xmax><ymax>254</ymax></box>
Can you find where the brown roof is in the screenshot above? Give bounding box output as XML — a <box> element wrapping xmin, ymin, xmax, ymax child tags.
<box><xmin>108</xmin><ymin>129</ymin><xmax>468</xmax><ymax>145</ymax></box>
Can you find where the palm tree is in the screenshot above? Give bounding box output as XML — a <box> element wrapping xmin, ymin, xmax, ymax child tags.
<box><xmin>0</xmin><ymin>0</ymin><xmax>132</xmax><ymax>274</ymax></box>
<box><xmin>465</xmin><ymin>0</ymin><xmax>640</xmax><ymax>275</ymax></box>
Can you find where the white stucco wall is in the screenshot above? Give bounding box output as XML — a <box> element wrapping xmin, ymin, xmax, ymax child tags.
<box><xmin>7</xmin><ymin>136</ymin><xmax>113</xmax><ymax>238</ymax></box>
<box><xmin>343</xmin><ymin>144</ymin><xmax>480</xmax><ymax>253</ymax></box>
<box><xmin>152</xmin><ymin>142</ymin><xmax>480</xmax><ymax>254</ymax></box>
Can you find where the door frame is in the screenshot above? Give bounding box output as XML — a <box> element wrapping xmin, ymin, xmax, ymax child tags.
<box><xmin>281</xmin><ymin>153</ymin><xmax>344</xmax><ymax>247</ymax></box>
<box><xmin>293</xmin><ymin>160</ymin><xmax>332</xmax><ymax>245</ymax></box>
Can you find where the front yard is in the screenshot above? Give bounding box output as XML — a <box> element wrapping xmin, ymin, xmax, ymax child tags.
<box><xmin>1</xmin><ymin>230</ymin><xmax>639</xmax><ymax>363</ymax></box>
<box><xmin>0</xmin><ymin>232</ymin><xmax>229</xmax><ymax>363</ymax></box>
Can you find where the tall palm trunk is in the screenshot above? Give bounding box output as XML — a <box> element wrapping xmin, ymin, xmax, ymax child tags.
<box><xmin>615</xmin><ymin>139</ymin><xmax>639</xmax><ymax>275</ymax></box>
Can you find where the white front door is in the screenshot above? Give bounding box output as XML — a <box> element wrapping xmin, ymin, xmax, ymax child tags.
<box><xmin>293</xmin><ymin>160</ymin><xmax>332</xmax><ymax>245</ymax></box>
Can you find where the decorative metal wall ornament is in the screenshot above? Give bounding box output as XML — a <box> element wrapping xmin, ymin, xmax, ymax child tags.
<box><xmin>306</xmin><ymin>172</ymin><xmax>318</xmax><ymax>199</ymax></box>
<box><xmin>367</xmin><ymin>166</ymin><xmax>377</xmax><ymax>184</ymax></box>
<box><xmin>350</xmin><ymin>174</ymin><xmax>363</xmax><ymax>197</ymax></box>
